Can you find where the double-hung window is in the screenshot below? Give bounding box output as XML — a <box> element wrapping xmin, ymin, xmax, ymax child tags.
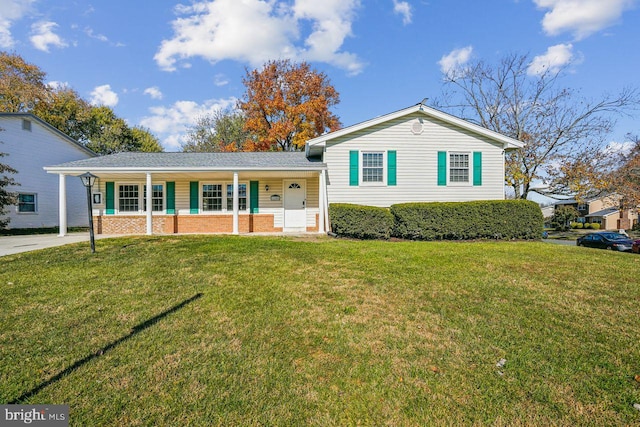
<box><xmin>143</xmin><ymin>184</ymin><xmax>164</xmax><ymax>212</ymax></box>
<box><xmin>226</xmin><ymin>183</ymin><xmax>247</xmax><ymax>211</ymax></box>
<box><xmin>362</xmin><ymin>152</ymin><xmax>384</xmax><ymax>183</ymax></box>
<box><xmin>17</xmin><ymin>193</ymin><xmax>37</xmax><ymax>213</ymax></box>
<box><xmin>449</xmin><ymin>153</ymin><xmax>470</xmax><ymax>183</ymax></box>
<box><xmin>202</xmin><ymin>184</ymin><xmax>223</xmax><ymax>211</ymax></box>
<box><xmin>119</xmin><ymin>184</ymin><xmax>139</xmax><ymax>212</ymax></box>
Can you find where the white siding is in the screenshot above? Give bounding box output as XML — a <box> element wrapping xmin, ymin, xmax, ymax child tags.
<box><xmin>324</xmin><ymin>112</ymin><xmax>506</xmax><ymax>207</ymax></box>
<box><xmin>0</xmin><ymin>116</ymin><xmax>93</xmax><ymax>228</ymax></box>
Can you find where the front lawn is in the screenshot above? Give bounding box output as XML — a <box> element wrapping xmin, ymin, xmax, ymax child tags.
<box><xmin>1</xmin><ymin>236</ymin><xmax>639</xmax><ymax>425</ymax></box>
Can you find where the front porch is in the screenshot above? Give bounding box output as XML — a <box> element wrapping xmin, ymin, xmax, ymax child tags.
<box><xmin>45</xmin><ymin>152</ymin><xmax>329</xmax><ymax>236</ymax></box>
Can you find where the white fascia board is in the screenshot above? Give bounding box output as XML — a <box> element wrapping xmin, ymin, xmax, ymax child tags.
<box><xmin>44</xmin><ymin>165</ymin><xmax>327</xmax><ymax>174</ymax></box>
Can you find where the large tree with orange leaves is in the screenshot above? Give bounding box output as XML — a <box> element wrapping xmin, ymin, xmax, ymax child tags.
<box><xmin>238</xmin><ymin>60</ymin><xmax>341</xmax><ymax>151</ymax></box>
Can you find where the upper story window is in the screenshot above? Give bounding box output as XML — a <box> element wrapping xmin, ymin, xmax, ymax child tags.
<box><xmin>362</xmin><ymin>152</ymin><xmax>384</xmax><ymax>183</ymax></box>
<box><xmin>17</xmin><ymin>193</ymin><xmax>37</xmax><ymax>213</ymax></box>
<box><xmin>449</xmin><ymin>153</ymin><xmax>470</xmax><ymax>183</ymax></box>
<box><xmin>22</xmin><ymin>119</ymin><xmax>32</xmax><ymax>131</ymax></box>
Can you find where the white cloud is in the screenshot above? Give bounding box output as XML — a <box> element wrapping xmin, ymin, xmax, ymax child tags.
<box><xmin>533</xmin><ymin>0</ymin><xmax>636</xmax><ymax>40</ymax></box>
<box><xmin>0</xmin><ymin>0</ymin><xmax>35</xmax><ymax>48</ymax></box>
<box><xmin>527</xmin><ymin>43</ymin><xmax>576</xmax><ymax>75</ymax></box>
<box><xmin>84</xmin><ymin>27</ymin><xmax>108</xmax><ymax>42</ymax></box>
<box><xmin>603</xmin><ymin>140</ymin><xmax>634</xmax><ymax>156</ymax></box>
<box><xmin>155</xmin><ymin>0</ymin><xmax>364</xmax><ymax>75</ymax></box>
<box><xmin>139</xmin><ymin>97</ymin><xmax>236</xmax><ymax>151</ymax></box>
<box><xmin>143</xmin><ymin>86</ymin><xmax>163</xmax><ymax>100</ymax></box>
<box><xmin>213</xmin><ymin>74</ymin><xmax>229</xmax><ymax>86</ymax></box>
<box><xmin>438</xmin><ymin>46</ymin><xmax>473</xmax><ymax>75</ymax></box>
<box><xmin>393</xmin><ymin>0</ymin><xmax>412</xmax><ymax>25</ymax></box>
<box><xmin>89</xmin><ymin>84</ymin><xmax>119</xmax><ymax>107</ymax></box>
<box><xmin>30</xmin><ymin>21</ymin><xmax>68</xmax><ymax>52</ymax></box>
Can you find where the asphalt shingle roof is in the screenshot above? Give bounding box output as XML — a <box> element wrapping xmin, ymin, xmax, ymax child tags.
<box><xmin>48</xmin><ymin>152</ymin><xmax>325</xmax><ymax>170</ymax></box>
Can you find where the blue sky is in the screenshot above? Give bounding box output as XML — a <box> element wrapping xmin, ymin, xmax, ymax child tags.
<box><xmin>1</xmin><ymin>0</ymin><xmax>639</xmax><ymax>151</ymax></box>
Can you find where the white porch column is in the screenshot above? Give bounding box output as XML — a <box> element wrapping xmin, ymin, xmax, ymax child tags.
<box><xmin>232</xmin><ymin>172</ymin><xmax>239</xmax><ymax>234</ymax></box>
<box><xmin>58</xmin><ymin>174</ymin><xmax>67</xmax><ymax>237</ymax></box>
<box><xmin>323</xmin><ymin>169</ymin><xmax>330</xmax><ymax>232</ymax></box>
<box><xmin>318</xmin><ymin>171</ymin><xmax>326</xmax><ymax>233</ymax></box>
<box><xmin>146</xmin><ymin>173</ymin><xmax>153</xmax><ymax>235</ymax></box>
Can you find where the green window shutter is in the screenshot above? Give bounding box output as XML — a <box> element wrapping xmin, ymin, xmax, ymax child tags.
<box><xmin>189</xmin><ymin>181</ymin><xmax>199</xmax><ymax>214</ymax></box>
<box><xmin>349</xmin><ymin>150</ymin><xmax>359</xmax><ymax>186</ymax></box>
<box><xmin>166</xmin><ymin>182</ymin><xmax>175</xmax><ymax>214</ymax></box>
<box><xmin>105</xmin><ymin>182</ymin><xmax>115</xmax><ymax>214</ymax></box>
<box><xmin>250</xmin><ymin>181</ymin><xmax>259</xmax><ymax>213</ymax></box>
<box><xmin>437</xmin><ymin>151</ymin><xmax>447</xmax><ymax>186</ymax></box>
<box><xmin>473</xmin><ymin>152</ymin><xmax>482</xmax><ymax>186</ymax></box>
<box><xmin>387</xmin><ymin>150</ymin><xmax>397</xmax><ymax>186</ymax></box>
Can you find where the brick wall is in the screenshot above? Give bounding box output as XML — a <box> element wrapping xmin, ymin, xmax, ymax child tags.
<box><xmin>94</xmin><ymin>213</ymin><xmax>280</xmax><ymax>234</ymax></box>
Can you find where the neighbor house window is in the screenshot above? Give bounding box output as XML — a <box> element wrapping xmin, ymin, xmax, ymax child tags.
<box><xmin>143</xmin><ymin>184</ymin><xmax>164</xmax><ymax>212</ymax></box>
<box><xmin>577</xmin><ymin>203</ymin><xmax>587</xmax><ymax>211</ymax></box>
<box><xmin>226</xmin><ymin>184</ymin><xmax>247</xmax><ymax>211</ymax></box>
<box><xmin>362</xmin><ymin>152</ymin><xmax>384</xmax><ymax>183</ymax></box>
<box><xmin>17</xmin><ymin>193</ymin><xmax>37</xmax><ymax>213</ymax></box>
<box><xmin>449</xmin><ymin>153</ymin><xmax>470</xmax><ymax>183</ymax></box>
<box><xmin>118</xmin><ymin>184</ymin><xmax>139</xmax><ymax>212</ymax></box>
<box><xmin>202</xmin><ymin>184</ymin><xmax>223</xmax><ymax>211</ymax></box>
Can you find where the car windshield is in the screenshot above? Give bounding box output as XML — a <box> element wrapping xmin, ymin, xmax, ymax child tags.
<box><xmin>600</xmin><ymin>232</ymin><xmax>627</xmax><ymax>240</ymax></box>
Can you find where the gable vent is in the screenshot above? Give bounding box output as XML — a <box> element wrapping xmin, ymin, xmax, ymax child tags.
<box><xmin>411</xmin><ymin>120</ymin><xmax>423</xmax><ymax>135</ymax></box>
<box><xmin>22</xmin><ymin>119</ymin><xmax>32</xmax><ymax>131</ymax></box>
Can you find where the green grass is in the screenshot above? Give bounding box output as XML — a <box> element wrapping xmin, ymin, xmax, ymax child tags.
<box><xmin>1</xmin><ymin>235</ymin><xmax>639</xmax><ymax>426</ymax></box>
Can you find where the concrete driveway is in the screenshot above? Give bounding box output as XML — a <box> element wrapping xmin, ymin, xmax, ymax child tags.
<box><xmin>0</xmin><ymin>233</ymin><xmax>92</xmax><ymax>256</ymax></box>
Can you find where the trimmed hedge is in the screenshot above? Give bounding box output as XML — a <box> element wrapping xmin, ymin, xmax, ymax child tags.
<box><xmin>329</xmin><ymin>203</ymin><xmax>394</xmax><ymax>240</ymax></box>
<box><xmin>391</xmin><ymin>200</ymin><xmax>544</xmax><ymax>241</ymax></box>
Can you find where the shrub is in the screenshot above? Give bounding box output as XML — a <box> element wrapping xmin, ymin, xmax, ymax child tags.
<box><xmin>329</xmin><ymin>203</ymin><xmax>394</xmax><ymax>240</ymax></box>
<box><xmin>590</xmin><ymin>223</ymin><xmax>600</xmax><ymax>230</ymax></box>
<box><xmin>571</xmin><ymin>222</ymin><xmax>583</xmax><ymax>229</ymax></box>
<box><xmin>583</xmin><ymin>223</ymin><xmax>591</xmax><ymax>229</ymax></box>
<box><xmin>391</xmin><ymin>200</ymin><xmax>543</xmax><ymax>241</ymax></box>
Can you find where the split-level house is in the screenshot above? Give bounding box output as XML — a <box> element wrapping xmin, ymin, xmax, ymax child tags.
<box><xmin>44</xmin><ymin>104</ymin><xmax>523</xmax><ymax>236</ymax></box>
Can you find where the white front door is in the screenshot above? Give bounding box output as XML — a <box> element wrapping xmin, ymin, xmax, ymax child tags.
<box><xmin>284</xmin><ymin>180</ymin><xmax>306</xmax><ymax>231</ymax></box>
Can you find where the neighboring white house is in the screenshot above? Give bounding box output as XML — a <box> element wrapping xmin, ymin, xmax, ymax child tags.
<box><xmin>43</xmin><ymin>103</ymin><xmax>524</xmax><ymax>236</ymax></box>
<box><xmin>306</xmin><ymin>103</ymin><xmax>523</xmax><ymax>206</ymax></box>
<box><xmin>0</xmin><ymin>113</ymin><xmax>95</xmax><ymax>229</ymax></box>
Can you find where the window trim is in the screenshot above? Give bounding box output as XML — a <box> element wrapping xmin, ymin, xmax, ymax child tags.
<box><xmin>448</xmin><ymin>151</ymin><xmax>472</xmax><ymax>186</ymax></box>
<box><xmin>17</xmin><ymin>193</ymin><xmax>38</xmax><ymax>214</ymax></box>
<box><xmin>360</xmin><ymin>151</ymin><xmax>386</xmax><ymax>186</ymax></box>
<box><xmin>115</xmin><ymin>182</ymin><xmax>166</xmax><ymax>214</ymax></box>
<box><xmin>200</xmin><ymin>181</ymin><xmax>249</xmax><ymax>213</ymax></box>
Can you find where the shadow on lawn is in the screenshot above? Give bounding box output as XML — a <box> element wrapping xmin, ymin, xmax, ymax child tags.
<box><xmin>10</xmin><ymin>293</ymin><xmax>203</xmax><ymax>404</ymax></box>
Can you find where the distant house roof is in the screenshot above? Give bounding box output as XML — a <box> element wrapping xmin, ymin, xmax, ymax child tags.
<box><xmin>44</xmin><ymin>152</ymin><xmax>326</xmax><ymax>174</ymax></box>
<box><xmin>553</xmin><ymin>199</ymin><xmax>578</xmax><ymax>206</ymax></box>
<box><xmin>0</xmin><ymin>112</ymin><xmax>96</xmax><ymax>157</ymax></box>
<box><xmin>585</xmin><ymin>207</ymin><xmax>619</xmax><ymax>218</ymax></box>
<box><xmin>305</xmin><ymin>103</ymin><xmax>524</xmax><ymax>156</ymax></box>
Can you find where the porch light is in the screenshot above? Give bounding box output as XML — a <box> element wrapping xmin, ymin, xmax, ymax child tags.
<box><xmin>265</xmin><ymin>185</ymin><xmax>269</xmax><ymax>192</ymax></box>
<box><xmin>79</xmin><ymin>172</ymin><xmax>98</xmax><ymax>253</ymax></box>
